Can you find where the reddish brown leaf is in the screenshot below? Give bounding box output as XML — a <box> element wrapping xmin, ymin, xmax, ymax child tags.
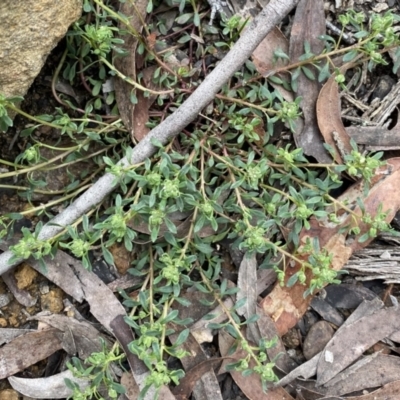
<box><xmin>316</xmin><ymin>73</ymin><xmax>353</xmax><ymax>164</ymax></box>
<box><xmin>289</xmin><ymin>0</ymin><xmax>331</xmax><ymax>163</ymax></box>
<box><xmin>261</xmin><ymin>158</ymin><xmax>400</xmax><ymax>335</ymax></box>
<box><xmin>252</xmin><ymin>27</ymin><xmax>288</xmax><ymax>73</ymax></box>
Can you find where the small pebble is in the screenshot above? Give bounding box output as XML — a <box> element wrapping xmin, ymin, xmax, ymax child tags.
<box><xmin>303</xmin><ymin>321</ymin><xmax>334</xmax><ymax>360</ymax></box>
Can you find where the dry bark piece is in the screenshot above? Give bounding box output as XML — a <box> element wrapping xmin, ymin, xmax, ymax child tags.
<box><xmin>317</xmin><ymin>306</ymin><xmax>400</xmax><ymax>385</ymax></box>
<box><xmin>8</xmin><ymin>370</ymin><xmax>90</xmax><ymax>399</ymax></box>
<box><xmin>346</xmin><ymin>121</ymin><xmax>400</xmax><ymax>150</ymax></box>
<box><xmin>289</xmin><ymin>0</ymin><xmax>332</xmax><ymax>163</ymax></box>
<box><xmin>0</xmin><ymin>329</ymin><xmax>63</xmax><ymax>379</ymax></box>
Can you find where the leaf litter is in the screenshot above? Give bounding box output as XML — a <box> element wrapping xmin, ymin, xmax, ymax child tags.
<box><xmin>5</xmin><ymin>0</ymin><xmax>400</xmax><ymax>399</ymax></box>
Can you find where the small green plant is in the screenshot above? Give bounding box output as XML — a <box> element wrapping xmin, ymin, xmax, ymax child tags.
<box><xmin>65</xmin><ymin>340</ymin><xmax>126</xmax><ymax>399</ymax></box>
<box><xmin>1</xmin><ymin>2</ymin><xmax>399</xmax><ymax>398</ymax></box>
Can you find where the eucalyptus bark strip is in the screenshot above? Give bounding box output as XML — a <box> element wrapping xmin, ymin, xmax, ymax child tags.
<box><xmin>0</xmin><ymin>0</ymin><xmax>300</xmax><ymax>273</ymax></box>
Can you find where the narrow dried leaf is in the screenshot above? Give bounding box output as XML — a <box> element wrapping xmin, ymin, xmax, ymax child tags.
<box><xmin>57</xmin><ymin>251</ymin><xmax>139</xmax><ymax>373</ymax></box>
<box><xmin>317</xmin><ymin>306</ymin><xmax>400</xmax><ymax>385</ymax></box>
<box><xmin>289</xmin><ymin>0</ymin><xmax>331</xmax><ymax>163</ymax></box>
<box><xmin>256</xmin><ymin>307</ymin><xmax>296</xmax><ymax>373</ymax></box>
<box><xmin>316</xmin><ymin>74</ymin><xmax>352</xmax><ymax>163</ymax></box>
<box><xmin>8</xmin><ymin>370</ymin><xmax>90</xmax><ymax>399</ymax></box>
<box><xmin>237</xmin><ymin>253</ymin><xmax>260</xmax><ymax>343</ymax></box>
<box><xmin>0</xmin><ymin>329</ymin><xmax>62</xmax><ymax>379</ymax></box>
<box><xmin>113</xmin><ymin>0</ymin><xmax>148</xmax><ymax>140</ymax></box>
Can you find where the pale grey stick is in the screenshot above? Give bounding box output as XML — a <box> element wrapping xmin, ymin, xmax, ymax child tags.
<box><xmin>0</xmin><ymin>0</ymin><xmax>300</xmax><ymax>274</ymax></box>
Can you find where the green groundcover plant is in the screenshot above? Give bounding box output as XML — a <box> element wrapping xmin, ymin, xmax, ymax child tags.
<box><xmin>1</xmin><ymin>1</ymin><xmax>400</xmax><ymax>398</ymax></box>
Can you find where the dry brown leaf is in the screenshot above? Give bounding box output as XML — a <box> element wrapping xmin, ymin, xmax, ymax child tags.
<box><xmin>316</xmin><ymin>73</ymin><xmax>353</xmax><ymax>164</ymax></box>
<box><xmin>58</xmin><ymin>251</ymin><xmax>139</xmax><ymax>373</ymax></box>
<box><xmin>109</xmin><ymin>241</ymin><xmax>132</xmax><ymax>275</ymax></box>
<box><xmin>256</xmin><ymin>307</ymin><xmax>296</xmax><ymax>373</ymax></box>
<box><xmin>0</xmin><ymin>329</ymin><xmax>63</xmax><ymax>379</ymax></box>
<box><xmin>171</xmin><ymin>358</ymin><xmax>224</xmax><ymax>400</ymax></box>
<box><xmin>252</xmin><ymin>27</ymin><xmax>289</xmax><ymax>73</ymax></box>
<box><xmin>113</xmin><ymin>0</ymin><xmax>148</xmax><ymax>141</ymax></box>
<box><xmin>289</xmin><ymin>0</ymin><xmax>332</xmax><ymax>163</ymax></box>
<box><xmin>261</xmin><ymin>158</ymin><xmax>400</xmax><ymax>335</ymax></box>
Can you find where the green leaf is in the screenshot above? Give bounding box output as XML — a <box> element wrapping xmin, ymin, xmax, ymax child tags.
<box><xmin>343</xmin><ymin>49</ymin><xmax>358</xmax><ymax>62</ymax></box>
<box><xmin>301</xmin><ymin>66</ymin><xmax>315</xmax><ymax>80</ymax></box>
<box><xmin>286</xmin><ymin>273</ymin><xmax>298</xmax><ymax>287</ymax></box>
<box><xmin>174</xmin><ymin>328</ymin><xmax>189</xmax><ymax>346</ymax></box>
<box><xmin>102</xmin><ymin>246</ymin><xmax>114</xmax><ymax>265</ymax></box>
<box><xmin>225</xmin><ymin>324</ymin><xmax>239</xmax><ymax>338</ymax></box>
<box><xmin>176</xmin><ymin>13</ymin><xmax>194</xmax><ymax>24</ymax></box>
